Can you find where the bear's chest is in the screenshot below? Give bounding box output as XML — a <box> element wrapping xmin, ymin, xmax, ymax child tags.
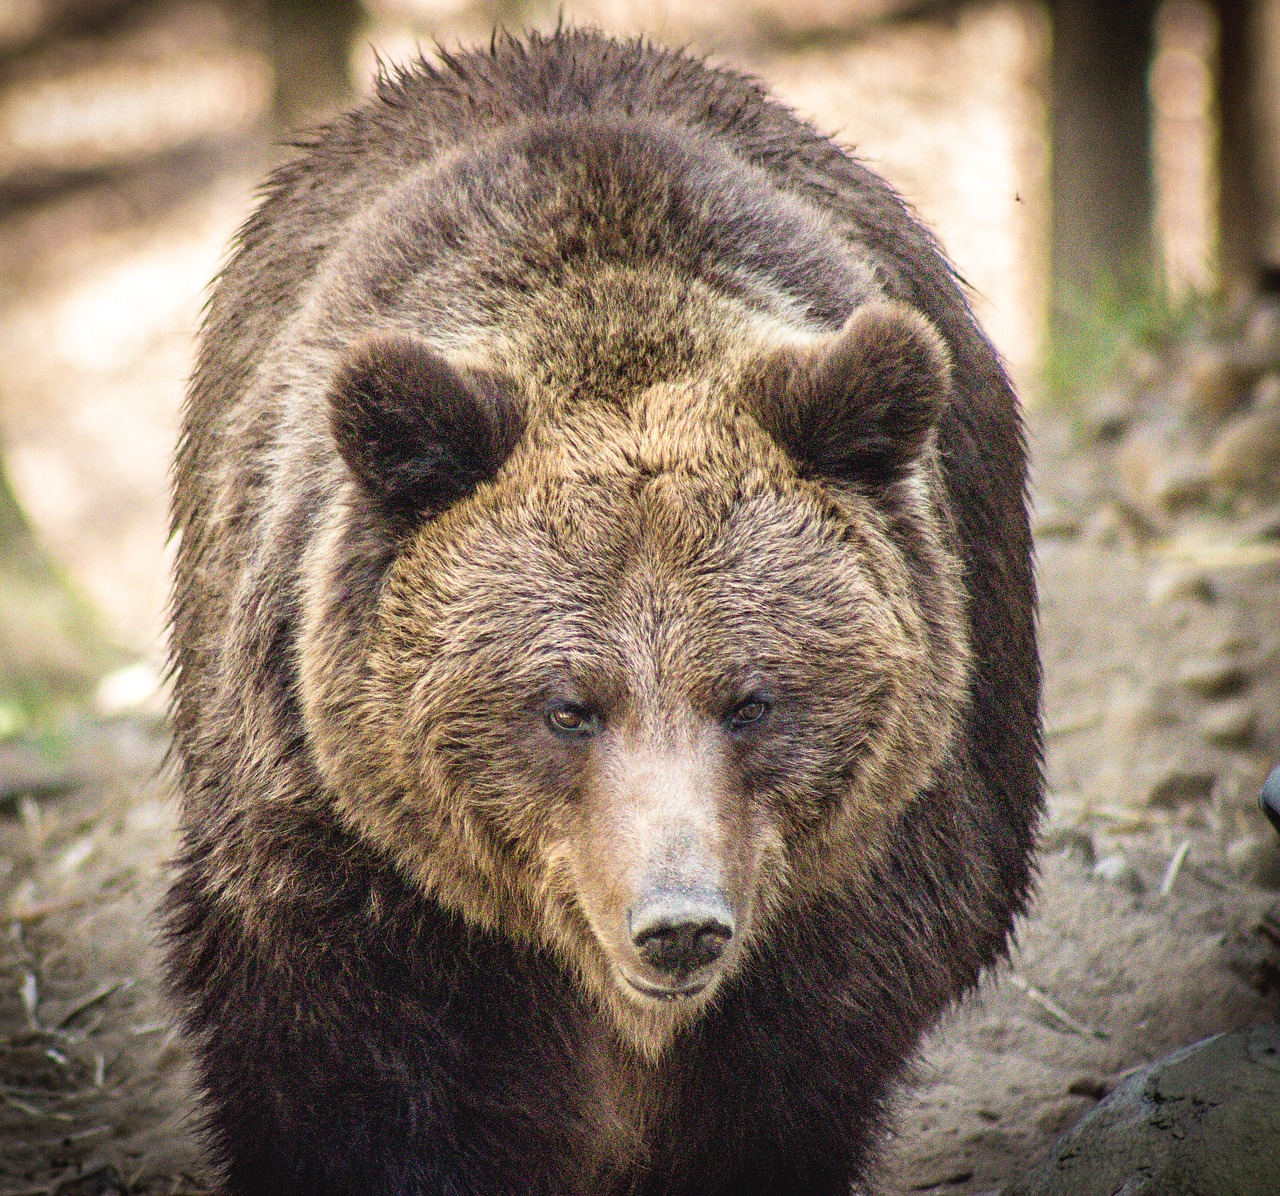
<box><xmin>565</xmin><ymin>1016</ymin><xmax>668</xmax><ymax>1192</ymax></box>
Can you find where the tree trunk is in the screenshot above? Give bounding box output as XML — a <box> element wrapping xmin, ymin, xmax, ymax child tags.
<box><xmin>1050</xmin><ymin>0</ymin><xmax>1159</xmax><ymax>327</ymax></box>
<box><xmin>1216</xmin><ymin>0</ymin><xmax>1280</xmax><ymax>295</ymax></box>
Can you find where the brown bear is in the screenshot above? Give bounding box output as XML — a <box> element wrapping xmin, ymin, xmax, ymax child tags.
<box><xmin>164</xmin><ymin>28</ymin><xmax>1041</xmax><ymax>1196</ymax></box>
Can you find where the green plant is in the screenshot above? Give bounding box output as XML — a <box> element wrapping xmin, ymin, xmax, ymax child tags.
<box><xmin>1041</xmin><ymin>271</ymin><xmax>1213</xmax><ymax>407</ymax></box>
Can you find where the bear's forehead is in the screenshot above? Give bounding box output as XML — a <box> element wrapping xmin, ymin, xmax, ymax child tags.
<box><xmin>392</xmin><ymin>474</ymin><xmax>885</xmax><ymax>707</ymax></box>
<box><xmin>417</xmin><ymin>453</ymin><xmax>858</xmax><ymax>609</ymax></box>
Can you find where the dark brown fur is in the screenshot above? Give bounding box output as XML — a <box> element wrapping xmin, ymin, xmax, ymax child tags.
<box><xmin>165</xmin><ymin>29</ymin><xmax>1041</xmax><ymax>1196</ymax></box>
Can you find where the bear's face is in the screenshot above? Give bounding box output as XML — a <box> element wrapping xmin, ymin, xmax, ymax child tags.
<box><xmin>304</xmin><ymin>302</ymin><xmax>970</xmax><ymax>1057</ymax></box>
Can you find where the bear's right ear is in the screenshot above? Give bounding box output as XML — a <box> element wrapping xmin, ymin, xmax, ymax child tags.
<box><xmin>744</xmin><ymin>301</ymin><xmax>952</xmax><ymax>485</ymax></box>
<box><xmin>328</xmin><ymin>333</ymin><xmax>522</xmax><ymax>524</ymax></box>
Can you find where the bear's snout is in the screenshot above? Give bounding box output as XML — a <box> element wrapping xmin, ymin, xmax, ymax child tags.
<box><xmin>628</xmin><ymin>890</ymin><xmax>735</xmax><ymax>986</ymax></box>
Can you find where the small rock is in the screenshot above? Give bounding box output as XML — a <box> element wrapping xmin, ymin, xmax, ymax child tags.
<box><xmin>1224</xmin><ymin>901</ymin><xmax>1280</xmax><ymax>995</ymax></box>
<box><xmin>1041</xmin><ymin>825</ymin><xmax>1096</xmax><ymax>867</ymax></box>
<box><xmin>1080</xmin><ymin>505</ymin><xmax>1124</xmax><ymax>547</ymax></box>
<box><xmin>1177</xmin><ymin>656</ymin><xmax>1247</xmax><ymax>698</ymax></box>
<box><xmin>1123</xmin><ymin>346</ymin><xmax>1164</xmax><ymax>389</ymax></box>
<box><xmin>94</xmin><ymin>659</ymin><xmax>165</xmax><ymax>717</ymax></box>
<box><xmin>1147</xmin><ymin>569</ymin><xmax>1215</xmax><ymax>606</ymax></box>
<box><xmin>1207</xmin><ymin>406</ymin><xmax>1280</xmax><ymax>490</ymax></box>
<box><xmin>1240</xmin><ymin>502</ymin><xmax>1280</xmax><ymax>542</ymax></box>
<box><xmin>1083</xmin><ymin>383</ymin><xmax>1138</xmax><ymax>441</ymax></box>
<box><xmin>1261</xmin><ymin>765</ymin><xmax>1280</xmax><ymax>836</ymax></box>
<box><xmin>1214</xmin><ymin>630</ymin><xmax>1256</xmax><ymax>655</ymax></box>
<box><xmin>0</xmin><ymin>741</ymin><xmax>81</xmax><ymax>805</ymax></box>
<box><xmin>1184</xmin><ymin>343</ymin><xmax>1251</xmax><ymax>421</ymax></box>
<box><xmin>1006</xmin><ymin>1025</ymin><xmax>1280</xmax><ymax>1196</ymax></box>
<box><xmin>1244</xmin><ymin>301</ymin><xmax>1280</xmax><ymax>360</ymax></box>
<box><xmin>1252</xmin><ymin>372</ymin><xmax>1280</xmax><ymax>411</ymax></box>
<box><xmin>1093</xmin><ymin>853</ymin><xmax>1146</xmax><ymax>894</ymax></box>
<box><xmin>1199</xmin><ymin>699</ymin><xmax>1257</xmax><ymax>747</ymax></box>
<box><xmin>1080</xmin><ymin>501</ymin><xmax>1160</xmax><ymax>548</ymax></box>
<box><xmin>1227</xmin><ymin>835</ymin><xmax>1280</xmax><ymax>888</ymax></box>
<box><xmin>1109</xmin><ymin>689</ymin><xmax>1176</xmax><ymax>736</ymax></box>
<box><xmin>1030</xmin><ymin>503</ymin><xmax>1081</xmax><ymax>540</ymax></box>
<box><xmin>1149</xmin><ymin>457</ymin><xmax>1212</xmax><ymax>512</ymax></box>
<box><xmin>1145</xmin><ymin>770</ymin><xmax>1216</xmax><ymax>809</ymax></box>
<box><xmin>1066</xmin><ymin>1074</ymin><xmax>1111</xmax><ymax>1100</ymax></box>
<box><xmin>1034</xmin><ymin>1095</ymin><xmax>1092</xmax><ymax>1136</ymax></box>
<box><xmin>1115</xmin><ymin>425</ymin><xmax>1190</xmax><ymax>518</ymax></box>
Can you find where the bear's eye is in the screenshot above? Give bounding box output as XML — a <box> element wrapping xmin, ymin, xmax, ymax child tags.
<box><xmin>547</xmin><ymin>703</ymin><xmax>601</xmax><ymax>738</ymax></box>
<box><xmin>726</xmin><ymin>697</ymin><xmax>770</xmax><ymax>731</ymax></box>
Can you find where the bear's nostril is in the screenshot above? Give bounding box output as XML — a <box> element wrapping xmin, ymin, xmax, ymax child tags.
<box><xmin>630</xmin><ymin>896</ymin><xmax>735</xmax><ymax>979</ymax></box>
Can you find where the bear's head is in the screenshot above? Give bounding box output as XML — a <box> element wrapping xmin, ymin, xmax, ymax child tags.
<box><xmin>300</xmin><ymin>295</ymin><xmax>970</xmax><ymax>1058</ymax></box>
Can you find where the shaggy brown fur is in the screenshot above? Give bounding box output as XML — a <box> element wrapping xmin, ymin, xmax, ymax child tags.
<box><xmin>165</xmin><ymin>28</ymin><xmax>1041</xmax><ymax>1196</ymax></box>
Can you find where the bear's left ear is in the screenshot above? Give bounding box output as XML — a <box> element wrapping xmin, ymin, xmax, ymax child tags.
<box><xmin>328</xmin><ymin>333</ymin><xmax>522</xmax><ymax>524</ymax></box>
<box><xmin>745</xmin><ymin>301</ymin><xmax>952</xmax><ymax>484</ymax></box>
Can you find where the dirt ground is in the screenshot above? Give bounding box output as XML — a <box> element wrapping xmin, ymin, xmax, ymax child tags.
<box><xmin>1</xmin><ymin>412</ymin><xmax>1278</xmax><ymax>1196</ymax></box>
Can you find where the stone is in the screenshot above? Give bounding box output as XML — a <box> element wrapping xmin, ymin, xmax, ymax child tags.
<box><xmin>1114</xmin><ymin>424</ymin><xmax>1172</xmax><ymax>516</ymax></box>
<box><xmin>1183</xmin><ymin>343</ymin><xmax>1251</xmax><ymax>422</ymax></box>
<box><xmin>1030</xmin><ymin>503</ymin><xmax>1081</xmax><ymax>540</ymax></box>
<box><xmin>93</xmin><ymin>660</ymin><xmax>166</xmax><ymax>718</ymax></box>
<box><xmin>1006</xmin><ymin>1025</ymin><xmax>1280</xmax><ymax>1196</ymax></box>
<box><xmin>1146</xmin><ymin>569</ymin><xmax>1215</xmax><ymax>606</ymax></box>
<box><xmin>1079</xmin><ymin>505</ymin><xmax>1125</xmax><ymax>548</ymax></box>
<box><xmin>1148</xmin><ymin>456</ymin><xmax>1212</xmax><ymax>512</ymax></box>
<box><xmin>1244</xmin><ymin>301</ymin><xmax>1280</xmax><ymax>362</ymax></box>
<box><xmin>1227</xmin><ymin>835</ymin><xmax>1280</xmax><ymax>889</ymax></box>
<box><xmin>1176</xmin><ymin>655</ymin><xmax>1246</xmax><ymax>698</ymax></box>
<box><xmin>1082</xmin><ymin>383</ymin><xmax>1137</xmax><ymax>441</ymax></box>
<box><xmin>1213</xmin><ymin>630</ymin><xmax>1256</xmax><ymax>655</ymax></box>
<box><xmin>0</xmin><ymin>719</ymin><xmax>165</xmax><ymax>810</ymax></box>
<box><xmin>1092</xmin><ymin>853</ymin><xmax>1145</xmax><ymax>894</ymax></box>
<box><xmin>53</xmin><ymin>1167</ymin><xmax>127</xmax><ymax>1196</ymax></box>
<box><xmin>1034</xmin><ymin>1095</ymin><xmax>1093</xmax><ymax>1136</ymax></box>
<box><xmin>1122</xmin><ymin>346</ymin><xmax>1163</xmax><ymax>389</ymax></box>
<box><xmin>1240</xmin><ymin>502</ymin><xmax>1280</xmax><ymax>542</ymax></box>
<box><xmin>1040</xmin><ymin>825</ymin><xmax>1096</xmax><ymax>867</ymax></box>
<box><xmin>1144</xmin><ymin>770</ymin><xmax>1215</xmax><ymax>810</ymax></box>
<box><xmin>1199</xmin><ymin>699</ymin><xmax>1256</xmax><ymax>747</ymax></box>
<box><xmin>1252</xmin><ymin>372</ymin><xmax>1280</xmax><ymax>411</ymax></box>
<box><xmin>1206</xmin><ymin>406</ymin><xmax>1280</xmax><ymax>491</ymax></box>
<box><xmin>1081</xmin><ymin>500</ymin><xmax>1160</xmax><ymax>548</ymax></box>
<box><xmin>1223</xmin><ymin>901</ymin><xmax>1280</xmax><ymax>995</ymax></box>
<box><xmin>1261</xmin><ymin>765</ymin><xmax>1280</xmax><ymax>835</ymax></box>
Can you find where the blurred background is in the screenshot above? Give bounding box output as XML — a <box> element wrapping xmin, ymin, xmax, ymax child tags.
<box><xmin>0</xmin><ymin>0</ymin><xmax>1274</xmax><ymax>741</ymax></box>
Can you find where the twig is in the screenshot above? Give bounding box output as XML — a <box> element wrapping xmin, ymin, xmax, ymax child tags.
<box><xmin>1152</xmin><ymin>538</ymin><xmax>1280</xmax><ymax>570</ymax></box>
<box><xmin>1160</xmin><ymin>840</ymin><xmax>1191</xmax><ymax>896</ymax></box>
<box><xmin>19</xmin><ymin>969</ymin><xmax>40</xmax><ymax>1031</ymax></box>
<box><xmin>54</xmin><ymin>977</ymin><xmax>134</xmax><ymax>1030</ymax></box>
<box><xmin>0</xmin><ymin>1089</ymin><xmax>72</xmax><ymax>1120</ymax></box>
<box><xmin>1047</xmin><ymin>794</ymin><xmax>1162</xmax><ymax>832</ymax></box>
<box><xmin>1008</xmin><ymin>974</ymin><xmax>1108</xmax><ymax>1039</ymax></box>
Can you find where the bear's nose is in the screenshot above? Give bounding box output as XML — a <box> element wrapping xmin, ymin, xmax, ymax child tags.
<box><xmin>629</xmin><ymin>892</ymin><xmax>735</xmax><ymax>980</ymax></box>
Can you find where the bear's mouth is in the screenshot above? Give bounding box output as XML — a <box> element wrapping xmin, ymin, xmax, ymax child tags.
<box><xmin>620</xmin><ymin>972</ymin><xmax>708</xmax><ymax>1002</ymax></box>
